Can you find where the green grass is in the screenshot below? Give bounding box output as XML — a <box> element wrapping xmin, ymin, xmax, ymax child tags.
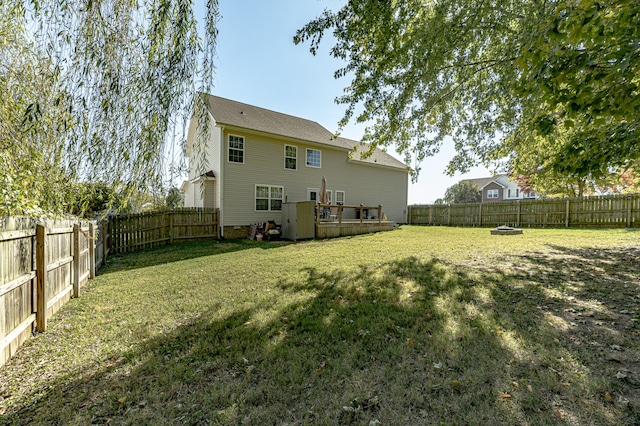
<box><xmin>1</xmin><ymin>226</ymin><xmax>639</xmax><ymax>425</ymax></box>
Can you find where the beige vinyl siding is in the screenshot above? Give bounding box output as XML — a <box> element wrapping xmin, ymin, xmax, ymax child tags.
<box><xmin>182</xmin><ymin>182</ymin><xmax>195</xmax><ymax>207</ymax></box>
<box><xmin>204</xmin><ymin>181</ymin><xmax>215</xmax><ymax>208</ymax></box>
<box><xmin>183</xmin><ymin>119</ymin><xmax>223</xmax><ymax>209</ymax></box>
<box><xmin>222</xmin><ymin>130</ymin><xmax>408</xmax><ymax>226</ymax></box>
<box><xmin>210</xmin><ymin>126</ymin><xmax>222</xmax><ymax>208</ymax></box>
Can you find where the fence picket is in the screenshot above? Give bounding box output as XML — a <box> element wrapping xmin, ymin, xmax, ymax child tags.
<box><xmin>409</xmin><ymin>194</ymin><xmax>639</xmax><ymax>228</ymax></box>
<box><xmin>1</xmin><ymin>208</ymin><xmax>218</xmax><ymax>368</ymax></box>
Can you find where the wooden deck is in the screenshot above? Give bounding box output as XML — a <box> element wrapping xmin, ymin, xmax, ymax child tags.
<box><xmin>314</xmin><ymin>204</ymin><xmax>397</xmax><ymax>238</ymax></box>
<box><xmin>316</xmin><ymin>220</ymin><xmax>397</xmax><ymax>238</ymax></box>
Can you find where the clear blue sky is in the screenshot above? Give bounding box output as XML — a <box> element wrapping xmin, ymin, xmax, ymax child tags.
<box><xmin>207</xmin><ymin>0</ymin><xmax>492</xmax><ymax>204</ymax></box>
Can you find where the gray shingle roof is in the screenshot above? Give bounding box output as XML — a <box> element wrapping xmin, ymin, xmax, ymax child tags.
<box><xmin>205</xmin><ymin>94</ymin><xmax>407</xmax><ymax>171</ymax></box>
<box><xmin>462</xmin><ymin>175</ymin><xmax>508</xmax><ymax>189</ymax></box>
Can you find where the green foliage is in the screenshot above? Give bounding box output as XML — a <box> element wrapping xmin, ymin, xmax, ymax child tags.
<box><xmin>295</xmin><ymin>0</ymin><xmax>639</xmax><ymax>182</ymax></box>
<box><xmin>443</xmin><ymin>181</ymin><xmax>481</xmax><ymax>204</ymax></box>
<box><xmin>166</xmin><ymin>187</ymin><xmax>183</xmax><ymax>209</ymax></box>
<box><xmin>69</xmin><ymin>182</ymin><xmax>121</xmax><ymax>217</ymax></box>
<box><xmin>0</xmin><ymin>0</ymin><xmax>219</xmax><ymax>217</ymax></box>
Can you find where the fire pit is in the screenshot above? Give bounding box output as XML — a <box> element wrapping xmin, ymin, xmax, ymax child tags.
<box><xmin>490</xmin><ymin>226</ymin><xmax>523</xmax><ymax>235</ymax></box>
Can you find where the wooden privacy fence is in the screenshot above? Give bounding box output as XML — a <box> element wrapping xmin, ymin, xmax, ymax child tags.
<box><xmin>1</xmin><ymin>218</ymin><xmax>95</xmax><ymax>367</ymax></box>
<box><xmin>408</xmin><ymin>194</ymin><xmax>640</xmax><ymax>228</ymax></box>
<box><xmin>107</xmin><ymin>208</ymin><xmax>219</xmax><ymax>254</ymax></box>
<box><xmin>1</xmin><ymin>208</ymin><xmax>219</xmax><ymax>368</ymax></box>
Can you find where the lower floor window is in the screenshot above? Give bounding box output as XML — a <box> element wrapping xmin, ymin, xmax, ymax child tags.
<box><xmin>256</xmin><ymin>185</ymin><xmax>283</xmax><ymax>211</ymax></box>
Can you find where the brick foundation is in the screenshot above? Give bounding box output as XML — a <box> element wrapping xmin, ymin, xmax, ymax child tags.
<box><xmin>222</xmin><ymin>225</ymin><xmax>251</xmax><ymax>239</ymax></box>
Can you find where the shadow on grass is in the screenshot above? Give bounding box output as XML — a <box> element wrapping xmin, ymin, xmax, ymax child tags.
<box><xmin>99</xmin><ymin>238</ymin><xmax>297</xmax><ymax>275</ymax></box>
<box><xmin>2</xmin><ymin>248</ymin><xmax>639</xmax><ymax>424</ymax></box>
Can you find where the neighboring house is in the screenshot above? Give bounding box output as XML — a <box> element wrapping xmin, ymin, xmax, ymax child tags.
<box><xmin>181</xmin><ymin>94</ymin><xmax>409</xmax><ymax>238</ymax></box>
<box><xmin>462</xmin><ymin>175</ymin><xmax>538</xmax><ymax>203</ymax></box>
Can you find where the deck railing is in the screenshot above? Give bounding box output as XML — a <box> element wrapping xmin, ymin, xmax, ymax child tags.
<box><xmin>315</xmin><ymin>204</ymin><xmax>383</xmax><ymax>225</ymax></box>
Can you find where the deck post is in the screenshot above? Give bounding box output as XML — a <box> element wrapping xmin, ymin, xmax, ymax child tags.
<box><xmin>378</xmin><ymin>205</ymin><xmax>382</xmax><ymax>224</ymax></box>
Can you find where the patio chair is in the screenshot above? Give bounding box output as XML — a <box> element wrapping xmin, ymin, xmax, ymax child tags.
<box><xmin>329</xmin><ymin>206</ymin><xmax>339</xmax><ymax>221</ymax></box>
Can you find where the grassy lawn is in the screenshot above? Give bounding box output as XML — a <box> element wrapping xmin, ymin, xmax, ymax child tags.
<box><xmin>1</xmin><ymin>226</ymin><xmax>639</xmax><ymax>425</ymax></box>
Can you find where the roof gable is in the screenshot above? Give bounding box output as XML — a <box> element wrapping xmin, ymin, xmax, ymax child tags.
<box><xmin>463</xmin><ymin>175</ymin><xmax>508</xmax><ymax>190</ymax></box>
<box><xmin>203</xmin><ymin>94</ymin><xmax>407</xmax><ymax>171</ymax></box>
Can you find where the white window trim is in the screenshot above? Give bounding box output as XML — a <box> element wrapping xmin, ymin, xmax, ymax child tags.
<box><xmin>227</xmin><ymin>134</ymin><xmax>245</xmax><ymax>164</ymax></box>
<box><xmin>305</xmin><ymin>148</ymin><xmax>322</xmax><ymax>168</ymax></box>
<box><xmin>487</xmin><ymin>189</ymin><xmax>499</xmax><ymax>199</ymax></box>
<box><xmin>255</xmin><ymin>184</ymin><xmax>284</xmax><ymax>212</ymax></box>
<box><xmin>307</xmin><ymin>188</ymin><xmax>319</xmax><ymax>203</ymax></box>
<box><xmin>284</xmin><ymin>144</ymin><xmax>297</xmax><ymax>170</ymax></box>
<box><xmin>335</xmin><ymin>190</ymin><xmax>345</xmax><ymax>205</ymax></box>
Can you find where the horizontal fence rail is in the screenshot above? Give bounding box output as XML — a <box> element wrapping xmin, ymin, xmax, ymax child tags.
<box><xmin>0</xmin><ymin>208</ymin><xmax>219</xmax><ymax>368</ymax></box>
<box><xmin>108</xmin><ymin>208</ymin><xmax>219</xmax><ymax>254</ymax></box>
<box><xmin>408</xmin><ymin>194</ymin><xmax>640</xmax><ymax>228</ymax></box>
<box><xmin>1</xmin><ymin>218</ymin><xmax>94</xmax><ymax>367</ymax></box>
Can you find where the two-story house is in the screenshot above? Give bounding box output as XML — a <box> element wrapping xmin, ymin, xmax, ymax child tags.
<box><xmin>463</xmin><ymin>175</ymin><xmax>538</xmax><ymax>203</ymax></box>
<box><xmin>181</xmin><ymin>95</ymin><xmax>409</xmax><ymax>238</ymax></box>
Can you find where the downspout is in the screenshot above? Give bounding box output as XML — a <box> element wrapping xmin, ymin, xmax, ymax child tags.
<box><xmin>218</xmin><ymin>124</ymin><xmax>225</xmax><ymax>238</ymax></box>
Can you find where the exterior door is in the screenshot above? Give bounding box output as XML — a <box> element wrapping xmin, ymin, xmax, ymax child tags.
<box><xmin>307</xmin><ymin>188</ymin><xmax>319</xmax><ymax>203</ymax></box>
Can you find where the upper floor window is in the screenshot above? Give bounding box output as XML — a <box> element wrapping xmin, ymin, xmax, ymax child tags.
<box><xmin>507</xmin><ymin>188</ymin><xmax>519</xmax><ymax>198</ymax></box>
<box><xmin>487</xmin><ymin>189</ymin><xmax>499</xmax><ymax>199</ymax></box>
<box><xmin>228</xmin><ymin>135</ymin><xmax>244</xmax><ymax>163</ymax></box>
<box><xmin>284</xmin><ymin>145</ymin><xmax>297</xmax><ymax>170</ymax></box>
<box><xmin>306</xmin><ymin>148</ymin><xmax>321</xmax><ymax>168</ymax></box>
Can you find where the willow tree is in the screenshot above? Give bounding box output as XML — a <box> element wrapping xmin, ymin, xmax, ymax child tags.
<box><xmin>295</xmin><ymin>0</ymin><xmax>639</xmax><ymax>186</ymax></box>
<box><xmin>0</xmin><ymin>0</ymin><xmax>219</xmax><ymax>216</ymax></box>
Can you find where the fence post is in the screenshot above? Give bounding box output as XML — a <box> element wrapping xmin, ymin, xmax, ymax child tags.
<box><xmin>102</xmin><ymin>220</ymin><xmax>108</xmax><ymax>259</ymax></box>
<box><xmin>429</xmin><ymin>206</ymin><xmax>433</xmax><ymax>225</ymax></box>
<box><xmin>478</xmin><ymin>203</ymin><xmax>483</xmax><ymax>227</ymax></box>
<box><xmin>565</xmin><ymin>199</ymin><xmax>570</xmax><ymax>228</ymax></box>
<box><xmin>169</xmin><ymin>211</ymin><xmax>174</xmax><ymax>245</ymax></box>
<box><xmin>89</xmin><ymin>222</ymin><xmax>96</xmax><ymax>279</ymax></box>
<box><xmin>516</xmin><ymin>201</ymin><xmax>521</xmax><ymax>228</ymax></box>
<box><xmin>627</xmin><ymin>195</ymin><xmax>633</xmax><ymax>228</ymax></box>
<box><xmin>447</xmin><ymin>205</ymin><xmax>451</xmax><ymax>226</ymax></box>
<box><xmin>36</xmin><ymin>224</ymin><xmax>47</xmax><ymax>332</ymax></box>
<box><xmin>73</xmin><ymin>224</ymin><xmax>80</xmax><ymax>298</ymax></box>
